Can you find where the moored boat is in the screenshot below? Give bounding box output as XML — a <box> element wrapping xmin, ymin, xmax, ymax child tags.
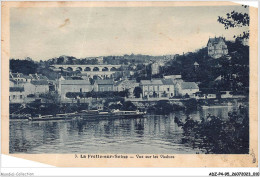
<box><xmin>28</xmin><ymin>112</ymin><xmax>79</xmax><ymax>121</ymax></box>
<box><xmin>81</xmin><ymin>109</ymin><xmax>146</xmax><ymax>120</ymax></box>
<box><xmin>201</xmin><ymin>105</ymin><xmax>234</xmax><ymax>109</ymax></box>
<box><xmin>28</xmin><ymin>109</ymin><xmax>146</xmax><ymax>121</ymax></box>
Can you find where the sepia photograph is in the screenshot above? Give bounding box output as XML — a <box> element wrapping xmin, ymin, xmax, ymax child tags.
<box><xmin>1</xmin><ymin>1</ymin><xmax>258</xmax><ymax>169</ymax></box>
<box><xmin>7</xmin><ymin>3</ymin><xmax>251</xmax><ymax>155</ymax></box>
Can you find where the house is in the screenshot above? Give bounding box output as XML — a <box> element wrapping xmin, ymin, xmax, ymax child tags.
<box><xmin>59</xmin><ymin>79</ymin><xmax>93</xmax><ymax>101</ymax></box>
<box><xmin>114</xmin><ymin>79</ymin><xmax>139</xmax><ymax>98</ymax></box>
<box><xmin>140</xmin><ymin>80</ymin><xmax>163</xmax><ymax>98</ymax></box>
<box><xmin>161</xmin><ymin>79</ymin><xmax>175</xmax><ymax>98</ymax></box>
<box><xmin>29</xmin><ymin>73</ymin><xmax>49</xmax><ymax>81</ymax></box>
<box><xmin>27</xmin><ymin>80</ymin><xmax>49</xmax><ymax>95</ymax></box>
<box><xmin>10</xmin><ymin>79</ymin><xmax>32</xmax><ymax>103</ymax></box>
<box><xmin>10</xmin><ymin>76</ymin><xmax>50</xmax><ymax>102</ymax></box>
<box><xmin>151</xmin><ymin>61</ymin><xmax>165</xmax><ymax>75</ymax></box>
<box><xmin>207</xmin><ymin>36</ymin><xmax>228</xmax><ymax>59</ymax></box>
<box><xmin>94</xmin><ymin>80</ymin><xmax>114</xmax><ymax>92</ymax></box>
<box><xmin>151</xmin><ymin>63</ymin><xmax>160</xmax><ymax>75</ymax></box>
<box><xmin>175</xmin><ymin>82</ymin><xmax>199</xmax><ymax>97</ymax></box>
<box><xmin>10</xmin><ymin>72</ymin><xmax>32</xmax><ymax>82</ymax></box>
<box><xmin>194</xmin><ymin>62</ymin><xmax>199</xmax><ymax>70</ymax></box>
<box><xmin>9</xmin><ymin>86</ymin><xmax>25</xmax><ymax>103</ymax></box>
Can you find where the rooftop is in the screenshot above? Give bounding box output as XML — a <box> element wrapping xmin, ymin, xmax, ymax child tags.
<box><xmin>11</xmin><ymin>73</ymin><xmax>31</xmax><ymax>79</ymax></box>
<box><xmin>161</xmin><ymin>79</ymin><xmax>174</xmax><ymax>85</ymax></box>
<box><xmin>61</xmin><ymin>80</ymin><xmax>91</xmax><ymax>85</ymax></box>
<box><xmin>140</xmin><ymin>80</ymin><xmax>163</xmax><ymax>85</ymax></box>
<box><xmin>194</xmin><ymin>62</ymin><xmax>199</xmax><ymax>66</ymax></box>
<box><xmin>10</xmin><ymin>79</ymin><xmax>18</xmax><ymax>84</ymax></box>
<box><xmin>95</xmin><ymin>80</ymin><xmax>114</xmax><ymax>85</ymax></box>
<box><xmin>114</xmin><ymin>79</ymin><xmax>137</xmax><ymax>86</ymax></box>
<box><xmin>181</xmin><ymin>82</ymin><xmax>199</xmax><ymax>89</ymax></box>
<box><xmin>31</xmin><ymin>80</ymin><xmax>49</xmax><ymax>85</ymax></box>
<box><xmin>208</xmin><ymin>37</ymin><xmax>225</xmax><ymax>44</ymax></box>
<box><xmin>10</xmin><ymin>87</ymin><xmax>24</xmax><ymax>92</ymax></box>
<box><xmin>30</xmin><ymin>74</ymin><xmax>48</xmax><ymax>80</ymax></box>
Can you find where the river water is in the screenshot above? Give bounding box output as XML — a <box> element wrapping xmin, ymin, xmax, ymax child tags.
<box><xmin>9</xmin><ymin>106</ymin><xmax>236</xmax><ymax>154</ymax></box>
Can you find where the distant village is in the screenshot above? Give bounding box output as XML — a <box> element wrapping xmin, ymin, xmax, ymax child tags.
<box><xmin>9</xmin><ymin>36</ymin><xmax>249</xmax><ymax>110</ymax></box>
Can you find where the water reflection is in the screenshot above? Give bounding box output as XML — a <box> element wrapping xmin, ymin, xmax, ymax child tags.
<box><xmin>10</xmin><ymin>107</ymin><xmax>234</xmax><ymax>154</ymax></box>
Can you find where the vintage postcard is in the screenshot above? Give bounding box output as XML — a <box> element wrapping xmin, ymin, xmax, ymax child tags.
<box><xmin>1</xmin><ymin>1</ymin><xmax>258</xmax><ymax>168</ymax></box>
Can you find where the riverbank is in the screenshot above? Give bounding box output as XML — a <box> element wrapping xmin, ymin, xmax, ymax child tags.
<box><xmin>133</xmin><ymin>97</ymin><xmax>248</xmax><ymax>115</ymax></box>
<box><xmin>9</xmin><ymin>97</ymin><xmax>248</xmax><ymax>119</ymax></box>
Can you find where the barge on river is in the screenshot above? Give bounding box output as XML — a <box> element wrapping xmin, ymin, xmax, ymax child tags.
<box><xmin>28</xmin><ymin>110</ymin><xmax>145</xmax><ymax>121</ymax></box>
<box><xmin>80</xmin><ymin>109</ymin><xmax>145</xmax><ymax>120</ymax></box>
<box><xmin>28</xmin><ymin>112</ymin><xmax>79</xmax><ymax>121</ymax></box>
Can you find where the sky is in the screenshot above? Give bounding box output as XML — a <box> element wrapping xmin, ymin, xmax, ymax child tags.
<box><xmin>10</xmin><ymin>5</ymin><xmax>249</xmax><ymax>61</ymax></box>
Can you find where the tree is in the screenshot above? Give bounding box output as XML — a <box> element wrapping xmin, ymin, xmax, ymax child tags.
<box><xmin>10</xmin><ymin>59</ymin><xmax>38</xmax><ymax>75</ymax></box>
<box><xmin>121</xmin><ymin>101</ymin><xmax>137</xmax><ymax>111</ymax></box>
<box><xmin>133</xmin><ymin>87</ymin><xmax>142</xmax><ymax>98</ymax></box>
<box><xmin>175</xmin><ymin>108</ymin><xmax>249</xmax><ymax>154</ymax></box>
<box><xmin>218</xmin><ymin>5</ymin><xmax>249</xmax><ymax>39</ymax></box>
<box><xmin>86</xmin><ymin>59</ymin><xmax>98</xmax><ymax>65</ymax></box>
<box><xmin>183</xmin><ymin>98</ymin><xmax>197</xmax><ymax>111</ymax></box>
<box><xmin>57</xmin><ymin>56</ymin><xmax>64</xmax><ymax>64</ymax></box>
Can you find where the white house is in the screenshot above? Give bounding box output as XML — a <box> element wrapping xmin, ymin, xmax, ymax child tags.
<box><xmin>114</xmin><ymin>79</ymin><xmax>139</xmax><ymax>98</ymax></box>
<box><xmin>29</xmin><ymin>73</ymin><xmax>49</xmax><ymax>81</ymax></box>
<box><xmin>94</xmin><ymin>80</ymin><xmax>114</xmax><ymax>92</ymax></box>
<box><xmin>29</xmin><ymin>80</ymin><xmax>49</xmax><ymax>94</ymax></box>
<box><xmin>161</xmin><ymin>79</ymin><xmax>175</xmax><ymax>98</ymax></box>
<box><xmin>59</xmin><ymin>79</ymin><xmax>93</xmax><ymax>101</ymax></box>
<box><xmin>140</xmin><ymin>80</ymin><xmax>164</xmax><ymax>98</ymax></box>
<box><xmin>175</xmin><ymin>82</ymin><xmax>199</xmax><ymax>97</ymax></box>
<box><xmin>10</xmin><ymin>73</ymin><xmax>32</xmax><ymax>82</ymax></box>
<box><xmin>9</xmin><ymin>86</ymin><xmax>25</xmax><ymax>103</ymax></box>
<box><xmin>207</xmin><ymin>37</ymin><xmax>228</xmax><ymax>59</ymax></box>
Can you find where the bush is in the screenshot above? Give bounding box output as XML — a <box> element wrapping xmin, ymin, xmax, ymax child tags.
<box><xmin>175</xmin><ymin>108</ymin><xmax>249</xmax><ymax>154</ymax></box>
<box><xmin>121</xmin><ymin>101</ymin><xmax>137</xmax><ymax>111</ymax></box>
<box><xmin>147</xmin><ymin>101</ymin><xmax>184</xmax><ymax>115</ymax></box>
<box><xmin>65</xmin><ymin>91</ymin><xmax>129</xmax><ymax>99</ymax></box>
<box><xmin>183</xmin><ymin>98</ymin><xmax>197</xmax><ymax>111</ymax></box>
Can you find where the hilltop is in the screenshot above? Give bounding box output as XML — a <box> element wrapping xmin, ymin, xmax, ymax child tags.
<box><xmin>154</xmin><ymin>40</ymin><xmax>249</xmax><ymax>94</ymax></box>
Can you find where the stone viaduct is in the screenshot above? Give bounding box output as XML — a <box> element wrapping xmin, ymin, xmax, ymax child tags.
<box><xmin>50</xmin><ymin>64</ymin><xmax>122</xmax><ymax>79</ymax></box>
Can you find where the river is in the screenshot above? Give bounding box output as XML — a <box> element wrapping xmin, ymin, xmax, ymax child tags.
<box><xmin>9</xmin><ymin>106</ymin><xmax>236</xmax><ymax>154</ymax></box>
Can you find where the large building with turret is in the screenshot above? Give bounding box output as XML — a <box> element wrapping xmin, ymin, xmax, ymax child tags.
<box><xmin>207</xmin><ymin>37</ymin><xmax>228</xmax><ymax>59</ymax></box>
